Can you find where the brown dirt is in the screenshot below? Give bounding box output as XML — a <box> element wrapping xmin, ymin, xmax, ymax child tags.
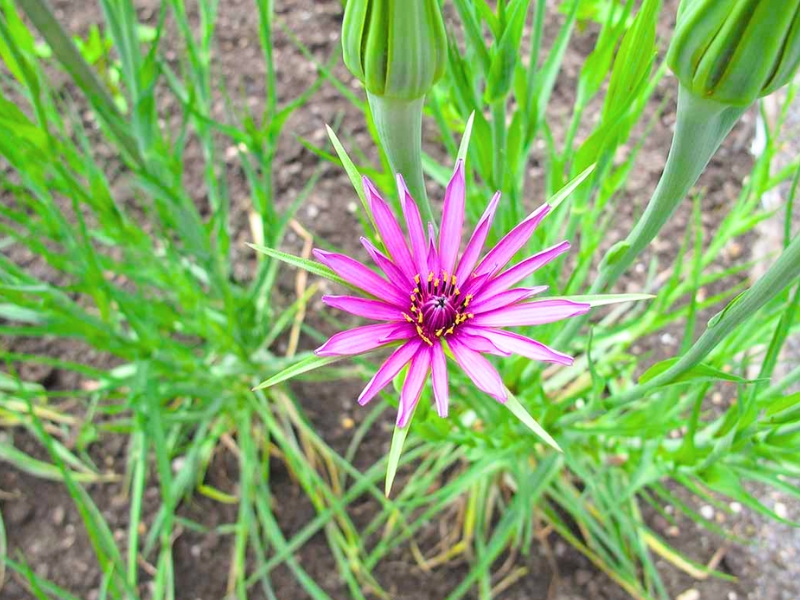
<box><xmin>1</xmin><ymin>1</ymin><xmax>797</xmax><ymax>600</ymax></box>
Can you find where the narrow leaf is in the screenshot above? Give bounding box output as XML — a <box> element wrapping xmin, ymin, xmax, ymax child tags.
<box><xmin>456</xmin><ymin>112</ymin><xmax>475</xmax><ymax>165</ymax></box>
<box><xmin>639</xmin><ymin>358</ymin><xmax>763</xmax><ymax>386</ymax></box>
<box><xmin>504</xmin><ymin>389</ymin><xmax>561</xmax><ymax>451</ymax></box>
<box><xmin>247</xmin><ymin>243</ymin><xmax>352</xmax><ymax>289</ymax></box>
<box><xmin>553</xmin><ymin>293</ymin><xmax>654</xmax><ymax>307</ymax></box>
<box><xmin>325</xmin><ymin>124</ymin><xmax>377</xmax><ymax>233</ymax></box>
<box><xmin>385</xmin><ymin>421</ymin><xmax>412</xmax><ymax>497</ymax></box>
<box><xmin>546</xmin><ymin>164</ymin><xmax>595</xmax><ymax>211</ymax></box>
<box><xmin>253</xmin><ymin>354</ymin><xmax>344</xmax><ymax>391</ymax></box>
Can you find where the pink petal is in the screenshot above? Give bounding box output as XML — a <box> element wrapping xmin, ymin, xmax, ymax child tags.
<box><xmin>447</xmin><ymin>337</ymin><xmax>507</xmax><ymax>403</ymax></box>
<box><xmin>361</xmin><ymin>237</ymin><xmax>412</xmax><ymax>292</ymax></box>
<box><xmin>316</xmin><ymin>322</ymin><xmax>414</xmax><ymax>356</ymax></box>
<box><xmin>364</xmin><ymin>177</ymin><xmax>416</xmax><ymax>279</ymax></box>
<box><xmin>454</xmin><ymin>191</ymin><xmax>501</xmax><ymax>283</ymax></box>
<box><xmin>427</xmin><ymin>223</ymin><xmax>440</xmax><ymax>275</ymax></box>
<box><xmin>322</xmin><ymin>295</ymin><xmax>405</xmax><ymax>321</ymax></box>
<box><xmin>438</xmin><ymin>160</ymin><xmax>465</xmax><ymax>275</ymax></box>
<box><xmin>479</xmin><ymin>241</ymin><xmax>570</xmax><ymax>298</ymax></box>
<box><xmin>469</xmin><ymin>286</ymin><xmax>549</xmax><ymax>314</ymax></box>
<box><xmin>430</xmin><ymin>341</ymin><xmax>449</xmax><ymax>418</ymax></box>
<box><xmin>379</xmin><ymin>322</ymin><xmax>415</xmax><ymax>343</ymax></box>
<box><xmin>475</xmin><ymin>203</ymin><xmax>551</xmax><ymax>278</ymax></box>
<box><xmin>358</xmin><ymin>338</ymin><xmax>423</xmax><ymax>405</ymax></box>
<box><xmin>471</xmin><ymin>300</ymin><xmax>590</xmax><ymax>328</ymax></box>
<box><xmin>462</xmin><ymin>327</ymin><xmax>573</xmax><ymax>365</ymax></box>
<box><xmin>454</xmin><ymin>331</ymin><xmax>511</xmax><ymax>356</ymax></box>
<box><xmin>314</xmin><ymin>249</ymin><xmax>407</xmax><ymax>307</ymax></box>
<box><xmin>398</xmin><ymin>174</ymin><xmax>429</xmax><ymax>277</ymax></box>
<box><xmin>459</xmin><ymin>271</ymin><xmax>491</xmax><ymax>298</ymax></box>
<box><xmin>397</xmin><ymin>347</ymin><xmax>432</xmax><ymax>427</ymax></box>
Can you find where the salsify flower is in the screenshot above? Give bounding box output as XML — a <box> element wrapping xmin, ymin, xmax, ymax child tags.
<box><xmin>314</xmin><ymin>161</ymin><xmax>590</xmax><ymax>427</ymax></box>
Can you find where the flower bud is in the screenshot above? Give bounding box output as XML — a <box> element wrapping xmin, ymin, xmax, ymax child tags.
<box><xmin>342</xmin><ymin>0</ymin><xmax>447</xmax><ymax>100</ymax></box>
<box><xmin>667</xmin><ymin>0</ymin><xmax>800</xmax><ymax>107</ymax></box>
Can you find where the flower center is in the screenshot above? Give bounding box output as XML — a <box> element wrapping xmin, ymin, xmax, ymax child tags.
<box><xmin>404</xmin><ymin>271</ymin><xmax>474</xmax><ymax>345</ymax></box>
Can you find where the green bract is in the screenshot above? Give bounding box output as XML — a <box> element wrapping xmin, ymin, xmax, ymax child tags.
<box><xmin>342</xmin><ymin>0</ymin><xmax>447</xmax><ymax>100</ymax></box>
<box><xmin>667</xmin><ymin>0</ymin><xmax>800</xmax><ymax>106</ymax></box>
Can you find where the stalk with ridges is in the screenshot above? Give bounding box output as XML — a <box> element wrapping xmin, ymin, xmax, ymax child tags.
<box><xmin>368</xmin><ymin>92</ymin><xmax>434</xmax><ymax>225</ymax></box>
<box><xmin>554</xmin><ymin>86</ymin><xmax>746</xmax><ymax>347</ymax></box>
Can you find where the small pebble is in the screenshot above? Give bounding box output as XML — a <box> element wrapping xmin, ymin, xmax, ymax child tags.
<box><xmin>341</xmin><ymin>417</ymin><xmax>355</xmax><ymax>429</ymax></box>
<box><xmin>172</xmin><ymin>456</ymin><xmax>186</xmax><ymax>473</ymax></box>
<box><xmin>666</xmin><ymin>525</ymin><xmax>680</xmax><ymax>537</ymax></box>
<box><xmin>774</xmin><ymin>501</ymin><xmax>788</xmax><ymax>519</ymax></box>
<box><xmin>52</xmin><ymin>505</ymin><xmax>65</xmax><ymax>526</ymax></box>
<box><xmin>730</xmin><ymin>501</ymin><xmax>742</xmax><ymax>514</ymax></box>
<box><xmin>700</xmin><ymin>505</ymin><xmax>715</xmax><ymax>520</ymax></box>
<box><xmin>660</xmin><ymin>332</ymin><xmax>677</xmax><ymax>346</ymax></box>
<box><xmin>346</xmin><ymin>201</ymin><xmax>358</xmax><ymax>213</ymax></box>
<box><xmin>727</xmin><ymin>593</ymin><xmax>738</xmax><ymax>600</ymax></box>
<box><xmin>676</xmin><ymin>589</ymin><xmax>700</xmax><ymax>600</ymax></box>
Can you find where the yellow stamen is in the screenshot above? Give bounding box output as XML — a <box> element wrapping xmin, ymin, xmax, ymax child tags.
<box><xmin>414</xmin><ymin>274</ymin><xmax>421</xmax><ymax>284</ymax></box>
<box><xmin>427</xmin><ymin>272</ymin><xmax>434</xmax><ymax>282</ymax></box>
<box><xmin>417</xmin><ymin>312</ymin><xmax>423</xmax><ymax>324</ymax></box>
<box><xmin>434</xmin><ymin>278</ymin><xmax>440</xmax><ymax>289</ymax></box>
<box><xmin>464</xmin><ymin>294</ymin><xmax>473</xmax><ymax>306</ymax></box>
<box><xmin>403</xmin><ymin>313</ymin><xmax>413</xmax><ymax>323</ymax></box>
<box><xmin>454</xmin><ymin>287</ymin><xmax>461</xmax><ymax>296</ymax></box>
<box><xmin>416</xmin><ymin>325</ymin><xmax>433</xmax><ymax>346</ymax></box>
<box><xmin>435</xmin><ymin>328</ymin><xmax>444</xmax><ymax>337</ymax></box>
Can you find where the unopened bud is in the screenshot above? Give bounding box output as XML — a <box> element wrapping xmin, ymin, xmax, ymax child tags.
<box><xmin>342</xmin><ymin>0</ymin><xmax>447</xmax><ymax>100</ymax></box>
<box><xmin>667</xmin><ymin>0</ymin><xmax>800</xmax><ymax>107</ymax></box>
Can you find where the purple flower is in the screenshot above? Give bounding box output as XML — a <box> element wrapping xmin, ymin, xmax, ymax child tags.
<box><xmin>314</xmin><ymin>161</ymin><xmax>590</xmax><ymax>427</ymax></box>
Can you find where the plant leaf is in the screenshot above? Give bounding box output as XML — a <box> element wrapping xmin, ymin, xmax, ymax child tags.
<box><xmin>325</xmin><ymin>124</ymin><xmax>378</xmax><ymax>233</ymax></box>
<box><xmin>247</xmin><ymin>243</ymin><xmax>354</xmax><ymax>289</ymax></box>
<box><xmin>456</xmin><ymin>111</ymin><xmax>475</xmax><ymax>165</ymax></box>
<box><xmin>253</xmin><ymin>354</ymin><xmax>344</xmax><ymax>391</ymax></box>
<box><xmin>552</xmin><ymin>293</ymin><xmax>654</xmax><ymax>306</ymax></box>
<box><xmin>639</xmin><ymin>358</ymin><xmax>763</xmax><ymax>386</ymax></box>
<box><xmin>505</xmin><ymin>389</ymin><xmax>561</xmax><ymax>452</ymax></box>
<box><xmin>546</xmin><ymin>164</ymin><xmax>595</xmax><ymax>211</ymax></box>
<box><xmin>385</xmin><ymin>421</ymin><xmax>412</xmax><ymax>497</ymax></box>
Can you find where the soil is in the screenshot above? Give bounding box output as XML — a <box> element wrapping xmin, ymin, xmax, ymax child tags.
<box><xmin>1</xmin><ymin>1</ymin><xmax>798</xmax><ymax>600</ymax></box>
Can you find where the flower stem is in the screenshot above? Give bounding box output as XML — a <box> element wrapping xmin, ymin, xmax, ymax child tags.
<box><xmin>609</xmin><ymin>232</ymin><xmax>800</xmax><ymax>406</ymax></box>
<box><xmin>553</xmin><ymin>86</ymin><xmax>747</xmax><ymax>348</ymax></box>
<box><xmin>367</xmin><ymin>93</ymin><xmax>434</xmax><ymax>225</ymax></box>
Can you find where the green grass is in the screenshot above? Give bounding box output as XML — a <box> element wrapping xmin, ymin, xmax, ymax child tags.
<box><xmin>2</xmin><ymin>1</ymin><xmax>800</xmax><ymax>599</ymax></box>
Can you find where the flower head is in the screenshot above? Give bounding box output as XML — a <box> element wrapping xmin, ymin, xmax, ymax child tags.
<box><xmin>314</xmin><ymin>162</ymin><xmax>590</xmax><ymax>427</ymax></box>
<box><xmin>342</xmin><ymin>0</ymin><xmax>447</xmax><ymax>100</ymax></box>
<box><xmin>667</xmin><ymin>0</ymin><xmax>800</xmax><ymax>107</ymax></box>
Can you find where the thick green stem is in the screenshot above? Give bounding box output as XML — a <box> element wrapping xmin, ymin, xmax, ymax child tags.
<box><xmin>367</xmin><ymin>93</ymin><xmax>434</xmax><ymax>225</ymax></box>
<box><xmin>597</xmin><ymin>88</ymin><xmax>746</xmax><ymax>287</ymax></box>
<box><xmin>610</xmin><ymin>232</ymin><xmax>800</xmax><ymax>406</ymax></box>
<box><xmin>553</xmin><ymin>86</ymin><xmax>747</xmax><ymax>348</ymax></box>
